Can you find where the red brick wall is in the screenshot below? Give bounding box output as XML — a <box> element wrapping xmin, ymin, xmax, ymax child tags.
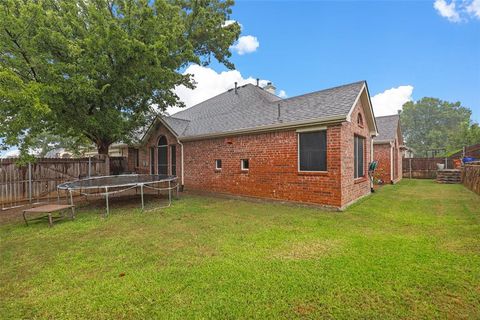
<box><xmin>138</xmin><ymin>102</ymin><xmax>374</xmax><ymax>208</ymax></box>
<box><xmin>340</xmin><ymin>100</ymin><xmax>372</xmax><ymax>206</ymax></box>
<box><xmin>183</xmin><ymin>126</ymin><xmax>343</xmax><ymax>207</ymax></box>
<box><xmin>372</xmin><ymin>124</ymin><xmax>403</xmax><ymax>184</ymax></box>
<box><xmin>373</xmin><ymin>143</ymin><xmax>392</xmax><ymax>183</ymax></box>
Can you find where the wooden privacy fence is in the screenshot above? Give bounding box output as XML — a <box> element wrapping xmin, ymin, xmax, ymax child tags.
<box><xmin>403</xmin><ymin>157</ymin><xmax>454</xmax><ymax>179</ymax></box>
<box><xmin>462</xmin><ymin>163</ymin><xmax>480</xmax><ymax>195</ymax></box>
<box><xmin>0</xmin><ymin>157</ymin><xmax>126</xmax><ymax>210</ymax></box>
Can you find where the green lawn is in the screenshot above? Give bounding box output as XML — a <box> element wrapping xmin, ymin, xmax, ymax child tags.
<box><xmin>1</xmin><ymin>180</ymin><xmax>479</xmax><ymax>319</ymax></box>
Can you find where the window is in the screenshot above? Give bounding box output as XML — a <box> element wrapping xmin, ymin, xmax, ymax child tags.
<box><xmin>298</xmin><ymin>131</ymin><xmax>327</xmax><ymax>171</ymax></box>
<box><xmin>357</xmin><ymin>113</ymin><xmax>364</xmax><ymax>127</ymax></box>
<box><xmin>157</xmin><ymin>136</ymin><xmax>168</xmax><ymax>175</ymax></box>
<box><xmin>170</xmin><ymin>145</ymin><xmax>176</xmax><ymax>176</ymax></box>
<box><xmin>241</xmin><ymin>159</ymin><xmax>249</xmax><ymax>171</ymax></box>
<box><xmin>354</xmin><ymin>135</ymin><xmax>365</xmax><ymax>178</ymax></box>
<box><xmin>215</xmin><ymin>159</ymin><xmax>222</xmax><ymax>170</ymax></box>
<box><xmin>135</xmin><ymin>149</ymin><xmax>139</xmax><ymax>167</ymax></box>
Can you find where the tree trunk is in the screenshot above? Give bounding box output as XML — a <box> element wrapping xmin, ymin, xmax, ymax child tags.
<box><xmin>97</xmin><ymin>141</ymin><xmax>111</xmax><ymax>176</ymax></box>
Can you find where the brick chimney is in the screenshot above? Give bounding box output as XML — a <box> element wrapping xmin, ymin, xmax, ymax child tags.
<box><xmin>263</xmin><ymin>82</ymin><xmax>276</xmax><ymax>95</ymax></box>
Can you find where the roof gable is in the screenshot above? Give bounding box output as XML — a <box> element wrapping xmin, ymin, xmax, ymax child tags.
<box><xmin>374</xmin><ymin>114</ymin><xmax>400</xmax><ymax>142</ymax></box>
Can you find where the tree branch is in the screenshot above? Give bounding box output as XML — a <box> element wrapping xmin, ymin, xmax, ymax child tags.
<box><xmin>4</xmin><ymin>28</ymin><xmax>39</xmax><ymax>82</ymax></box>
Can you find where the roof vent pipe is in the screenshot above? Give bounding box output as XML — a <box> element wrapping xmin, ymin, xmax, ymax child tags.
<box><xmin>256</xmin><ymin>78</ymin><xmax>259</xmax><ymax>87</ymax></box>
<box><xmin>234</xmin><ymin>82</ymin><xmax>238</xmax><ymax>94</ymax></box>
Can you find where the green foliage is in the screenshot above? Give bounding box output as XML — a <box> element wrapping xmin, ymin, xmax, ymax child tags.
<box><xmin>0</xmin><ymin>0</ymin><xmax>240</xmax><ymax>159</ymax></box>
<box><xmin>1</xmin><ymin>181</ymin><xmax>479</xmax><ymax>318</ymax></box>
<box><xmin>401</xmin><ymin>97</ymin><xmax>479</xmax><ymax>156</ymax></box>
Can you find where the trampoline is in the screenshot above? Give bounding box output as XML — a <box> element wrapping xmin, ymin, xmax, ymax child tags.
<box><xmin>57</xmin><ymin>174</ymin><xmax>178</xmax><ymax>216</ymax></box>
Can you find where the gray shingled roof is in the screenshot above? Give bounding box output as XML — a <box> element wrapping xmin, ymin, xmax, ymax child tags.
<box><xmin>374</xmin><ymin>114</ymin><xmax>400</xmax><ymax>142</ymax></box>
<box><xmin>158</xmin><ymin>81</ymin><xmax>366</xmax><ymax>138</ymax></box>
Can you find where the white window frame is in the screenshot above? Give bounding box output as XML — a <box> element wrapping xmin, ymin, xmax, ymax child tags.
<box><xmin>297</xmin><ymin>129</ymin><xmax>328</xmax><ymax>173</ymax></box>
<box><xmin>241</xmin><ymin>159</ymin><xmax>249</xmax><ymax>171</ymax></box>
<box><xmin>215</xmin><ymin>159</ymin><xmax>222</xmax><ymax>170</ymax></box>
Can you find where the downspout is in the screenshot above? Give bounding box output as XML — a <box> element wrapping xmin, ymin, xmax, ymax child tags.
<box><xmin>177</xmin><ymin>139</ymin><xmax>185</xmax><ymax>188</ymax></box>
<box><xmin>390</xmin><ymin>142</ymin><xmax>394</xmax><ymax>183</ymax></box>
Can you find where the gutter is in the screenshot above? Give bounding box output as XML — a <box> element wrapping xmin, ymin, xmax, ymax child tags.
<box><xmin>373</xmin><ymin>139</ymin><xmax>394</xmax><ymax>144</ymax></box>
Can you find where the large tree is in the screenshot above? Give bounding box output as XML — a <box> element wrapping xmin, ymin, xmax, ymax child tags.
<box><xmin>0</xmin><ymin>0</ymin><xmax>240</xmax><ymax>159</ymax></box>
<box><xmin>401</xmin><ymin>97</ymin><xmax>479</xmax><ymax>156</ymax></box>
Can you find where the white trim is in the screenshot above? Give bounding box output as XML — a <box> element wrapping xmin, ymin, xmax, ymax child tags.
<box><xmin>346</xmin><ymin>83</ymin><xmax>365</xmax><ymax>121</ymax></box>
<box><xmin>241</xmin><ymin>159</ymin><xmax>249</xmax><ymax>171</ymax></box>
<box><xmin>346</xmin><ymin>82</ymin><xmax>378</xmax><ymax>136</ymax></box>
<box><xmin>215</xmin><ymin>159</ymin><xmax>222</xmax><ymax>170</ymax></box>
<box><xmin>296</xmin><ymin>125</ymin><xmax>327</xmax><ymax>133</ymax></box>
<box><xmin>139</xmin><ymin>116</ymin><xmax>180</xmax><ymax>145</ymax></box>
<box><xmin>297</xmin><ymin>129</ymin><xmax>328</xmax><ymax>173</ymax></box>
<box><xmin>179</xmin><ymin>115</ymin><xmax>346</xmax><ymax>141</ymax></box>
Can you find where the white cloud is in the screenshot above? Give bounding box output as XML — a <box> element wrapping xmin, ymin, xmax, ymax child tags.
<box><xmin>466</xmin><ymin>0</ymin><xmax>480</xmax><ymax>18</ymax></box>
<box><xmin>371</xmin><ymin>85</ymin><xmax>414</xmax><ymax>117</ymax></box>
<box><xmin>434</xmin><ymin>0</ymin><xmax>480</xmax><ymax>22</ymax></box>
<box><xmin>169</xmin><ymin>65</ymin><xmax>285</xmax><ymax>114</ymax></box>
<box><xmin>231</xmin><ymin>35</ymin><xmax>259</xmax><ymax>55</ymax></box>
<box><xmin>278</xmin><ymin>90</ymin><xmax>288</xmax><ymax>98</ymax></box>
<box><xmin>223</xmin><ymin>20</ymin><xmax>243</xmax><ymax>30</ymax></box>
<box><xmin>434</xmin><ymin>0</ymin><xmax>461</xmax><ymax>22</ymax></box>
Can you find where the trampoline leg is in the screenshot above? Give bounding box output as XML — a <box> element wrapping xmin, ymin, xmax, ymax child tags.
<box><xmin>168</xmin><ymin>181</ymin><xmax>172</xmax><ymax>205</ymax></box>
<box><xmin>140</xmin><ymin>184</ymin><xmax>144</xmax><ymax>212</ymax></box>
<box><xmin>105</xmin><ymin>187</ymin><xmax>109</xmax><ymax>217</ymax></box>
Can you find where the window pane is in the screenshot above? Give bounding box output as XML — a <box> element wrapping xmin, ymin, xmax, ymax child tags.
<box><xmin>354</xmin><ymin>136</ymin><xmax>365</xmax><ymax>178</ymax></box>
<box><xmin>358</xmin><ymin>137</ymin><xmax>364</xmax><ymax>177</ymax></box>
<box><xmin>242</xmin><ymin>159</ymin><xmax>249</xmax><ymax>170</ymax></box>
<box><xmin>216</xmin><ymin>159</ymin><xmax>222</xmax><ymax>169</ymax></box>
<box><xmin>299</xmin><ymin>131</ymin><xmax>327</xmax><ymax>171</ymax></box>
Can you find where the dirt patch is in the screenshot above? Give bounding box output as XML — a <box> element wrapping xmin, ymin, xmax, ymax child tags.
<box><xmin>273</xmin><ymin>239</ymin><xmax>343</xmax><ymax>260</ymax></box>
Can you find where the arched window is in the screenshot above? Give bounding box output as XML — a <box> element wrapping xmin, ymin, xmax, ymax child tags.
<box><xmin>357</xmin><ymin>113</ymin><xmax>364</xmax><ymax>127</ymax></box>
<box><xmin>158</xmin><ymin>136</ymin><xmax>168</xmax><ymax>146</ymax></box>
<box><xmin>157</xmin><ymin>136</ymin><xmax>168</xmax><ymax>175</ymax></box>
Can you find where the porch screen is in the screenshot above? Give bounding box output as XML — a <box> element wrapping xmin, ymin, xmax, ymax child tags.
<box><xmin>354</xmin><ymin>135</ymin><xmax>365</xmax><ymax>178</ymax></box>
<box><xmin>299</xmin><ymin>131</ymin><xmax>327</xmax><ymax>171</ymax></box>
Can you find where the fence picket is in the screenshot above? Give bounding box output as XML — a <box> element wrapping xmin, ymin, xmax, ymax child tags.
<box><xmin>0</xmin><ymin>157</ymin><xmax>126</xmax><ymax>209</ymax></box>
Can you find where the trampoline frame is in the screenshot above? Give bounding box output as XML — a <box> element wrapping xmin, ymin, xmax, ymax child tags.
<box><xmin>57</xmin><ymin>174</ymin><xmax>179</xmax><ymax>217</ymax></box>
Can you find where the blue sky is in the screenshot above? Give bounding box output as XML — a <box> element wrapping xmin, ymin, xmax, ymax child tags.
<box><xmin>1</xmin><ymin>1</ymin><xmax>479</xmax><ymax>157</ymax></box>
<box><xmin>191</xmin><ymin>0</ymin><xmax>479</xmax><ymax>122</ymax></box>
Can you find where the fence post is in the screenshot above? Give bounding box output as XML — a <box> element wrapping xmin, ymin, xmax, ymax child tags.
<box><xmin>88</xmin><ymin>156</ymin><xmax>91</xmax><ymax>178</ymax></box>
<box><xmin>445</xmin><ymin>157</ymin><xmax>447</xmax><ymax>169</ymax></box>
<box><xmin>28</xmin><ymin>162</ymin><xmax>32</xmax><ymax>204</ymax></box>
<box><xmin>409</xmin><ymin>158</ymin><xmax>412</xmax><ymax>178</ymax></box>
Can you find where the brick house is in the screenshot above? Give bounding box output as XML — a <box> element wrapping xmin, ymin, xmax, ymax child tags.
<box><xmin>129</xmin><ymin>81</ymin><xmax>378</xmax><ymax>209</ymax></box>
<box><xmin>372</xmin><ymin>114</ymin><xmax>404</xmax><ymax>184</ymax></box>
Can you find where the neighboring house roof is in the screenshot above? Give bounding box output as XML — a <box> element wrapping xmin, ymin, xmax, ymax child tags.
<box><xmin>140</xmin><ymin>80</ymin><xmax>377</xmax><ymax>143</ymax></box>
<box><xmin>374</xmin><ymin>114</ymin><xmax>401</xmax><ymax>143</ymax></box>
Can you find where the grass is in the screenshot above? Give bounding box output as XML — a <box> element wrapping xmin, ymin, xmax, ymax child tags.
<box><xmin>0</xmin><ymin>179</ymin><xmax>479</xmax><ymax>319</ymax></box>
